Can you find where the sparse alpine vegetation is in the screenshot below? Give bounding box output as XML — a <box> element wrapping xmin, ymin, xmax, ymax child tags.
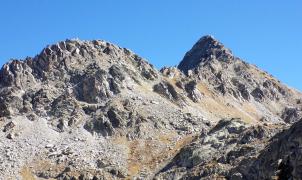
<box><xmin>0</xmin><ymin>36</ymin><xmax>301</xmax><ymax>180</ymax></box>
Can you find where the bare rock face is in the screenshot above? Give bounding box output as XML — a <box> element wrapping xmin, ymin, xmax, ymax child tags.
<box><xmin>153</xmin><ymin>81</ymin><xmax>180</xmax><ymax>101</ymax></box>
<box><xmin>178</xmin><ymin>36</ymin><xmax>299</xmax><ymax>122</ymax></box>
<box><xmin>281</xmin><ymin>107</ymin><xmax>302</xmax><ymax>123</ymax></box>
<box><xmin>184</xmin><ymin>81</ymin><xmax>203</xmax><ymax>103</ymax></box>
<box><xmin>229</xmin><ymin>118</ymin><xmax>302</xmax><ymax>180</ymax></box>
<box><xmin>3</xmin><ymin>121</ymin><xmax>15</xmax><ymax>132</ymax></box>
<box><xmin>178</xmin><ymin>35</ymin><xmax>234</xmax><ymax>72</ymax></box>
<box><xmin>155</xmin><ymin>118</ymin><xmax>280</xmax><ymax>179</ymax></box>
<box><xmin>0</xmin><ymin>36</ymin><xmax>301</xmax><ymax>179</ymax></box>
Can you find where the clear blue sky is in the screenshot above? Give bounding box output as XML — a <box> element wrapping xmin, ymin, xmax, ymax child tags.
<box><xmin>0</xmin><ymin>1</ymin><xmax>301</xmax><ymax>90</ymax></box>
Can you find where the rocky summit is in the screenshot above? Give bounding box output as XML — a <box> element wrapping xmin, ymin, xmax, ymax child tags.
<box><xmin>0</xmin><ymin>36</ymin><xmax>301</xmax><ymax>180</ymax></box>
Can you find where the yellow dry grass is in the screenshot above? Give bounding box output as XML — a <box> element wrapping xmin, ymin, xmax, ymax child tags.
<box><xmin>194</xmin><ymin>96</ymin><xmax>256</xmax><ymax>123</ymax></box>
<box><xmin>22</xmin><ymin>158</ymin><xmax>113</xmax><ymax>180</ymax></box>
<box><xmin>136</xmin><ymin>81</ymin><xmax>154</xmax><ymax>94</ymax></box>
<box><xmin>21</xmin><ymin>160</ymin><xmax>65</xmax><ymax>180</ymax></box>
<box><xmin>196</xmin><ymin>82</ymin><xmax>215</xmax><ymax>97</ymax></box>
<box><xmin>112</xmin><ymin>133</ymin><xmax>196</xmax><ymax>179</ymax></box>
<box><xmin>164</xmin><ymin>77</ymin><xmax>178</xmax><ymax>86</ymax></box>
<box><xmin>20</xmin><ymin>167</ymin><xmax>36</xmax><ymax>180</ymax></box>
<box><xmin>158</xmin><ymin>132</ymin><xmax>176</xmax><ymax>144</ymax></box>
<box><xmin>241</xmin><ymin>102</ymin><xmax>262</xmax><ymax>120</ymax></box>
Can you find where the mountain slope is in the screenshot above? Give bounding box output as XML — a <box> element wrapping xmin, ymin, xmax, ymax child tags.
<box><xmin>0</xmin><ymin>36</ymin><xmax>301</xmax><ymax>180</ymax></box>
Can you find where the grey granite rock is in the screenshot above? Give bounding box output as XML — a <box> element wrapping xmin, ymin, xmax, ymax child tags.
<box><xmin>0</xmin><ymin>36</ymin><xmax>301</xmax><ymax>179</ymax></box>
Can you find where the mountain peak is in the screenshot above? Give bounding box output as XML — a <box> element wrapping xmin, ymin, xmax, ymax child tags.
<box><xmin>1</xmin><ymin>36</ymin><xmax>302</xmax><ymax>179</ymax></box>
<box><xmin>197</xmin><ymin>35</ymin><xmax>217</xmax><ymax>44</ymax></box>
<box><xmin>178</xmin><ymin>35</ymin><xmax>234</xmax><ymax>73</ymax></box>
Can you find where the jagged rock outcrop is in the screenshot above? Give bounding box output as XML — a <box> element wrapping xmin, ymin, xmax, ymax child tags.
<box><xmin>178</xmin><ymin>35</ymin><xmax>234</xmax><ymax>72</ymax></box>
<box><xmin>183</xmin><ymin>81</ymin><xmax>203</xmax><ymax>103</ymax></box>
<box><xmin>155</xmin><ymin>118</ymin><xmax>282</xmax><ymax>179</ymax></box>
<box><xmin>238</xmin><ymin>118</ymin><xmax>302</xmax><ymax>179</ymax></box>
<box><xmin>177</xmin><ymin>36</ymin><xmax>300</xmax><ymax>123</ymax></box>
<box><xmin>0</xmin><ymin>36</ymin><xmax>301</xmax><ymax>180</ymax></box>
<box><xmin>153</xmin><ymin>81</ymin><xmax>180</xmax><ymax>101</ymax></box>
<box><xmin>281</xmin><ymin>107</ymin><xmax>302</xmax><ymax>123</ymax></box>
